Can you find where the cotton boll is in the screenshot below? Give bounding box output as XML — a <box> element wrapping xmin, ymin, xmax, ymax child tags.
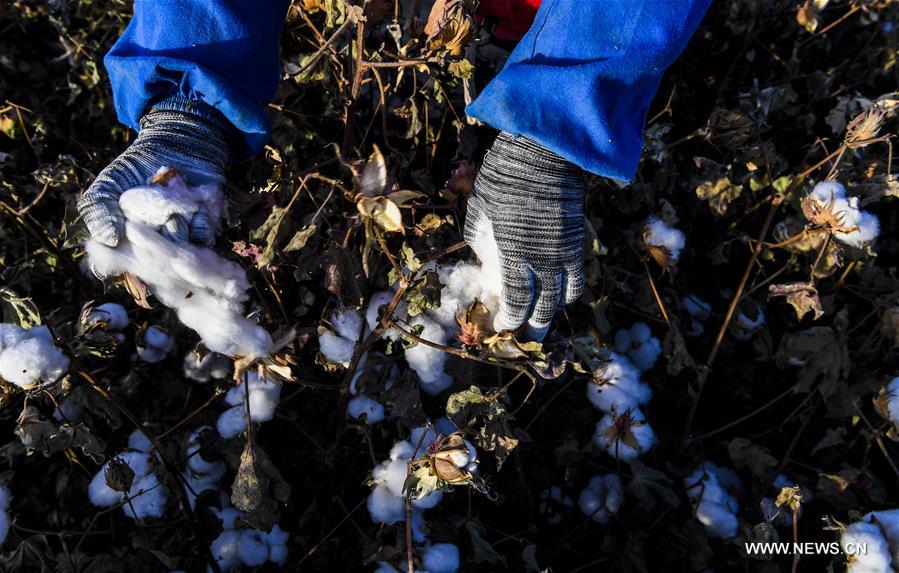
<box><xmin>0</xmin><ymin>324</ymin><xmax>70</xmax><ymax>388</ymax></box>
<box><xmin>123</xmin><ymin>473</ymin><xmax>166</xmax><ymax>519</ymax></box>
<box><xmin>629</xmin><ymin>337</ymin><xmax>661</xmax><ymax>372</ymax></box>
<box><xmin>593</xmin><ymin>409</ymin><xmax>655</xmax><ymax>461</ymax></box>
<box><xmin>212</xmin><ymin>507</ymin><xmax>245</xmax><ymax>531</ymax></box>
<box><xmin>211</xmin><ymin>530</ymin><xmax>242</xmax><ymax>572</ymax></box>
<box><xmin>85</xmin><ymin>303</ymin><xmax>130</xmax><ymax>331</ymax></box>
<box><xmin>245</xmin><ymin>375</ymin><xmax>281</xmax><ymax>422</ymax></box>
<box><xmin>367</xmin><ymin>483</ymin><xmax>406</xmax><ymax>525</ymax></box>
<box><xmin>127</xmin><ymin>430</ymin><xmax>153</xmax><ymax>453</ymax></box>
<box><xmin>421</xmin><ymin>543</ymin><xmax>460</xmax><ymax>573</ymax></box>
<box><xmin>0</xmin><ymin>486</ymin><xmax>11</xmax><ymax>513</ymax></box>
<box><xmin>841</xmin><ymin>521</ymin><xmax>892</xmax><ymax>572</ymax></box>
<box><xmin>366</xmin><ymin>291</ymin><xmax>407</xmax><ymax>341</ymax></box>
<box><xmin>684</xmin><ymin>294</ymin><xmax>712</xmax><ymax>337</ymax></box>
<box><xmin>374</xmin><ymin>563</ymin><xmax>401</xmax><ymax>573</ymax></box>
<box><xmin>644</xmin><ymin>218</ymin><xmax>685</xmax><ymax>261</ymax></box>
<box><xmin>183</xmin><ymin>351</ymin><xmax>231</xmax><ymax>383</ymax></box>
<box><xmin>348</xmin><ymin>395</ymin><xmax>386</xmax><ymax>424</ymax></box>
<box><xmin>808</xmin><ymin>181</ymin><xmax>880</xmax><ymax>248</ymax></box>
<box><xmin>263</xmin><ymin>524</ymin><xmax>289</xmax><ymax>564</ymax></box>
<box><xmin>187</xmin><ymin>428</ymin><xmax>226</xmax><ymax>481</ymax></box>
<box><xmin>88</xmin><ymin>464</ymin><xmax>124</xmax><ymax>508</ymax></box>
<box><xmin>331</xmin><ymin>309</ymin><xmax>363</xmax><ymax>341</ymax></box>
<box><xmin>578</xmin><ymin>474</ymin><xmax>624</xmax><ymax>524</ymax></box>
<box><xmin>216</xmin><ymin>406</ymin><xmax>247</xmax><ymax>439</ymax></box>
<box><xmin>731</xmin><ymin>301</ymin><xmax>765</xmax><ymax>341</ymax></box>
<box><xmin>685</xmin><ymin>463</ymin><xmax>740</xmax><ymax>539</ymax></box>
<box><xmin>137</xmin><ymin>326</ymin><xmax>175</xmax><ymax>363</ymax></box>
<box><xmin>318</xmin><ymin>331</ymin><xmax>355</xmax><ymax>367</ymax></box>
<box><xmin>405</xmin><ymin>315</ymin><xmax>453</xmax><ymax>395</ymax></box>
<box><xmin>237</xmin><ymin>529</ymin><xmax>269</xmax><ymax>567</ymax></box>
<box><xmin>540</xmin><ymin>486</ymin><xmax>574</xmax><ymax>525</ymax></box>
<box><xmin>586</xmin><ymin>352</ymin><xmax>651</xmax><ymax>413</ymax></box>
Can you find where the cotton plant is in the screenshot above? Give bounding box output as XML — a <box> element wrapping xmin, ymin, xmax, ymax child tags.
<box><xmin>804</xmin><ymin>181</ymin><xmax>880</xmax><ymax>248</ymax></box>
<box><xmin>85</xmin><ymin>168</ymin><xmax>273</xmax><ymax>358</ymax></box>
<box><xmin>642</xmin><ymin>217</ymin><xmax>686</xmax><ymax>268</ymax></box>
<box><xmin>88</xmin><ymin>430</ymin><xmax>167</xmax><ymax>520</ymax></box>
<box><xmin>539</xmin><ymin>486</ymin><xmax>574</xmax><ymax>525</ymax></box>
<box><xmin>216</xmin><ymin>371</ymin><xmax>281</xmax><ymax>439</ymax></box>
<box><xmin>82</xmin><ymin>302</ymin><xmax>130</xmax><ymax>332</ymax></box>
<box><xmin>684</xmin><ymin>462</ymin><xmax>741</xmax><ymax>539</ymax></box>
<box><xmin>578</xmin><ymin>474</ymin><xmax>624</xmax><ymax>524</ymax></box>
<box><xmin>613</xmin><ymin>323</ymin><xmax>662</xmax><ymax>372</ymax></box>
<box><xmin>347</xmin><ymin>394</ymin><xmax>386</xmax><ymax>425</ymax></box>
<box><xmin>0</xmin><ymin>323</ymin><xmax>70</xmax><ymax>389</ymax></box>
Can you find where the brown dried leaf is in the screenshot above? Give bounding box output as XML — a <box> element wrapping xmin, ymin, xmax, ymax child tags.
<box><xmin>231</xmin><ymin>441</ymin><xmax>291</xmax><ymax>530</ymax></box>
<box><xmin>768</xmin><ymin>282</ymin><xmax>824</xmax><ymax>320</ymax></box>
<box><xmin>122</xmin><ymin>272</ymin><xmax>153</xmax><ymax>309</ymax></box>
<box><xmin>357</xmin><ymin>196</ymin><xmax>404</xmax><ymax>233</ymax></box>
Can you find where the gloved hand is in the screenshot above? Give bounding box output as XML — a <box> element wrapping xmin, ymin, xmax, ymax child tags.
<box><xmin>464</xmin><ymin>131</ymin><xmax>585</xmax><ymax>341</ymax></box>
<box><xmin>77</xmin><ymin>97</ymin><xmax>229</xmax><ymax>248</ymax></box>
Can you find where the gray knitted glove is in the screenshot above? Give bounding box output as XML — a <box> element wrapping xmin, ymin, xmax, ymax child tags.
<box><xmin>77</xmin><ymin>96</ymin><xmax>229</xmax><ymax>248</ymax></box>
<box><xmin>464</xmin><ymin>132</ymin><xmax>585</xmax><ymax>341</ymax></box>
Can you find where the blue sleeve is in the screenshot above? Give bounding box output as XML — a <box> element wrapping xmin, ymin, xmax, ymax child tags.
<box><xmin>104</xmin><ymin>0</ymin><xmax>291</xmax><ymax>158</ymax></box>
<box><xmin>466</xmin><ymin>0</ymin><xmax>711</xmax><ymax>180</ymax></box>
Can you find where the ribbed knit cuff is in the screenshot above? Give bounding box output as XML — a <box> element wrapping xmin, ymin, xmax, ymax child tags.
<box><xmin>148</xmin><ymin>95</ymin><xmax>234</xmax><ymax>140</ymax></box>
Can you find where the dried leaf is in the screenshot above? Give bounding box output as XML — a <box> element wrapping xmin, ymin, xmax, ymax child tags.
<box><xmin>283</xmin><ymin>224</ymin><xmax>317</xmax><ymax>252</ymax></box>
<box><xmin>231</xmin><ymin>441</ymin><xmax>291</xmax><ymax>530</ymax></box>
<box><xmin>768</xmin><ymin>282</ymin><xmax>824</xmax><ymax>320</ymax></box>
<box><xmin>446</xmin><ymin>386</ymin><xmax>519</xmax><ymax>468</ymax></box>
<box><xmin>357</xmin><ymin>196</ymin><xmax>404</xmax><ymax>233</ymax></box>
<box><xmin>122</xmin><ymin>272</ymin><xmax>153</xmax><ymax>309</ymax></box>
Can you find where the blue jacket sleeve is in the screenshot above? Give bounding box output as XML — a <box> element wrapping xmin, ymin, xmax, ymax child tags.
<box><xmin>466</xmin><ymin>0</ymin><xmax>711</xmax><ymax>180</ymax></box>
<box><xmin>104</xmin><ymin>0</ymin><xmax>291</xmax><ymax>158</ymax></box>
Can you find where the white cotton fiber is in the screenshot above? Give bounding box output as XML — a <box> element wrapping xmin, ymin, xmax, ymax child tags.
<box><xmin>613</xmin><ymin>323</ymin><xmax>661</xmax><ymax>372</ymax></box>
<box><xmin>0</xmin><ymin>324</ymin><xmax>69</xmax><ymax>389</ymax></box>
<box><xmin>217</xmin><ymin>372</ymin><xmax>281</xmax><ymax>438</ymax></box>
<box><xmin>186</xmin><ymin>427</ymin><xmax>226</xmax><ymax>481</ymax></box>
<box><xmin>684</xmin><ymin>462</ymin><xmax>740</xmax><ymax>539</ymax></box>
<box><xmin>86</xmin><ymin>172</ymin><xmax>272</xmax><ymax>358</ymax></box>
<box><xmin>374</xmin><ymin>563</ymin><xmax>401</xmax><ymax>573</ymax></box>
<box><xmin>127</xmin><ymin>430</ymin><xmax>153</xmax><ymax>453</ymax></box>
<box><xmin>0</xmin><ymin>485</ymin><xmax>10</xmax><ymax>545</ymax></box>
<box><xmin>422</xmin><ymin>543</ymin><xmax>460</xmax><ymax>573</ymax></box>
<box><xmin>405</xmin><ymin>314</ymin><xmax>453</xmax><ymax>395</ymax></box>
<box><xmin>348</xmin><ymin>395</ymin><xmax>386</xmax><ymax>424</ymax></box>
<box><xmin>332</xmin><ymin>309</ymin><xmax>363</xmax><ymax>341</ymax></box>
<box><xmin>539</xmin><ymin>486</ymin><xmax>574</xmax><ymax>525</ymax></box>
<box><xmin>593</xmin><ymin>409</ymin><xmax>655</xmax><ymax>461</ymax></box>
<box><xmin>264</xmin><ymin>524</ymin><xmax>289</xmax><ymax>564</ymax></box>
<box><xmin>318</xmin><ymin>331</ymin><xmax>356</xmax><ymax>367</ymax></box>
<box><xmin>644</xmin><ymin>217</ymin><xmax>685</xmax><ymax>261</ymax></box>
<box><xmin>883</xmin><ymin>377</ymin><xmax>899</xmax><ymax>428</ymax></box>
<box><xmin>586</xmin><ymin>352</ymin><xmax>651</xmax><ymax>413</ymax></box>
<box><xmin>85</xmin><ymin>303</ymin><xmax>129</xmax><ymax>330</ymax></box>
<box><xmin>578</xmin><ymin>474</ymin><xmax>624</xmax><ymax>524</ymax></box>
<box><xmin>842</xmin><ymin>521</ymin><xmax>893</xmax><ymax>572</ymax></box>
<box><xmin>368</xmin><ymin>431</ymin><xmax>443</xmax><ymax>527</ymax></box>
<box><xmin>211</xmin><ymin>530</ymin><xmax>242</xmax><ymax>572</ymax></box>
<box><xmin>88</xmin><ymin>467</ymin><xmax>126</xmax><ymax>508</ymax></box>
<box><xmin>237</xmin><ymin>529</ymin><xmax>269</xmax><ymax>567</ymax></box>
<box><xmin>809</xmin><ymin>181</ymin><xmax>880</xmax><ymax>248</ymax></box>
<box><xmin>123</xmin><ymin>473</ymin><xmax>167</xmax><ymax>519</ymax></box>
<box><xmin>213</xmin><ymin>507</ymin><xmax>245</xmax><ymax>531</ymax></box>
<box><xmin>183</xmin><ymin>351</ymin><xmax>231</xmax><ymax>383</ymax></box>
<box><xmin>731</xmin><ymin>302</ymin><xmax>765</xmax><ymax>341</ymax></box>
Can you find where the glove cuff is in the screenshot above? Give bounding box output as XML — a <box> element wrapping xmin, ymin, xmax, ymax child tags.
<box><xmin>495</xmin><ymin>131</ymin><xmax>583</xmax><ymax>181</ymax></box>
<box><xmin>149</xmin><ymin>95</ymin><xmax>233</xmax><ymax>137</ymax></box>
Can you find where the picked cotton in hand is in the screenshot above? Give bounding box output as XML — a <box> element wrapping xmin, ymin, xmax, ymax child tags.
<box><xmin>0</xmin><ymin>323</ymin><xmax>70</xmax><ymax>389</ymax></box>
<box><xmin>86</xmin><ymin>169</ymin><xmax>273</xmax><ymax>358</ymax></box>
